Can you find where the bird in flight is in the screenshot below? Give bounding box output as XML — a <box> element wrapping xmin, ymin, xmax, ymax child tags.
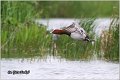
<box><xmin>52</xmin><ymin>22</ymin><xmax>91</xmax><ymax>42</ymax></box>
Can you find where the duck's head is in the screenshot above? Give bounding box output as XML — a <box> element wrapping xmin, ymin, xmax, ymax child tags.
<box><xmin>84</xmin><ymin>35</ymin><xmax>90</xmax><ymax>42</ymax></box>
<box><xmin>77</xmin><ymin>27</ymin><xmax>90</xmax><ymax>42</ymax></box>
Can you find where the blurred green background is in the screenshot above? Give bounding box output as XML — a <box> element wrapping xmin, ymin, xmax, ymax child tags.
<box><xmin>36</xmin><ymin>1</ymin><xmax>119</xmax><ymax>18</ymax></box>
<box><xmin>2</xmin><ymin>1</ymin><xmax>119</xmax><ymax>19</ymax></box>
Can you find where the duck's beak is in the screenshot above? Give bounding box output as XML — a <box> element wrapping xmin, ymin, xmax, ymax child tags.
<box><xmin>84</xmin><ymin>35</ymin><xmax>90</xmax><ymax>42</ymax></box>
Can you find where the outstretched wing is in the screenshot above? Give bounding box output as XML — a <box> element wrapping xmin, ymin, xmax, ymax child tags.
<box><xmin>62</xmin><ymin>23</ymin><xmax>78</xmax><ymax>33</ymax></box>
<box><xmin>62</xmin><ymin>22</ymin><xmax>87</xmax><ymax>35</ymax></box>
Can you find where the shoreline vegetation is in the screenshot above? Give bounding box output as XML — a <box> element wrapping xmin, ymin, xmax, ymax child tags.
<box><xmin>1</xmin><ymin>1</ymin><xmax>119</xmax><ymax>61</ymax></box>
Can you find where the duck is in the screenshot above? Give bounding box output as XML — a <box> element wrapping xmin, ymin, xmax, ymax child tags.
<box><xmin>52</xmin><ymin>22</ymin><xmax>90</xmax><ymax>42</ymax></box>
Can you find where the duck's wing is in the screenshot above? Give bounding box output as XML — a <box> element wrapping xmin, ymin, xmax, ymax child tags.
<box><xmin>62</xmin><ymin>23</ymin><xmax>78</xmax><ymax>33</ymax></box>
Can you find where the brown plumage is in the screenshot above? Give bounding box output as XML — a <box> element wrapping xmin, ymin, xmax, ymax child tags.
<box><xmin>52</xmin><ymin>29</ymin><xmax>71</xmax><ymax>36</ymax></box>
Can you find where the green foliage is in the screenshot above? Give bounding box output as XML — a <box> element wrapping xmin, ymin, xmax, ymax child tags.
<box><xmin>1</xmin><ymin>1</ymin><xmax>50</xmax><ymax>58</ymax></box>
<box><xmin>1</xmin><ymin>24</ymin><xmax>51</xmax><ymax>58</ymax></box>
<box><xmin>36</xmin><ymin>1</ymin><xmax>119</xmax><ymax>18</ymax></box>
<box><xmin>1</xmin><ymin>1</ymin><xmax>37</xmax><ymax>25</ymax></box>
<box><xmin>101</xmin><ymin>19</ymin><xmax>119</xmax><ymax>61</ymax></box>
<box><xmin>1</xmin><ymin>1</ymin><xmax>119</xmax><ymax>61</ymax></box>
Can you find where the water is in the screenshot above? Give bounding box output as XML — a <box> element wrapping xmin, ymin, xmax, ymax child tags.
<box><xmin>1</xmin><ymin>56</ymin><xmax>119</xmax><ymax>79</ymax></box>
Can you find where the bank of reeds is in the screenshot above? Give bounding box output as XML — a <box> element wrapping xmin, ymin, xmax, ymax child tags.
<box><xmin>1</xmin><ymin>1</ymin><xmax>51</xmax><ymax>58</ymax></box>
<box><xmin>1</xmin><ymin>1</ymin><xmax>119</xmax><ymax>61</ymax></box>
<box><xmin>1</xmin><ymin>23</ymin><xmax>52</xmax><ymax>58</ymax></box>
<box><xmin>99</xmin><ymin>18</ymin><xmax>119</xmax><ymax>61</ymax></box>
<box><xmin>1</xmin><ymin>18</ymin><xmax>119</xmax><ymax>61</ymax></box>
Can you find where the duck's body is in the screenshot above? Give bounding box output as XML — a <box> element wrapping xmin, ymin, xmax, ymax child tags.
<box><xmin>52</xmin><ymin>23</ymin><xmax>90</xmax><ymax>41</ymax></box>
<box><xmin>71</xmin><ymin>32</ymin><xmax>84</xmax><ymax>40</ymax></box>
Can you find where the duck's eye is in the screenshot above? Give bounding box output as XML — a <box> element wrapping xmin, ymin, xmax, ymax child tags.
<box><xmin>81</xmin><ymin>30</ymin><xmax>83</xmax><ymax>32</ymax></box>
<box><xmin>79</xmin><ymin>30</ymin><xmax>83</xmax><ymax>34</ymax></box>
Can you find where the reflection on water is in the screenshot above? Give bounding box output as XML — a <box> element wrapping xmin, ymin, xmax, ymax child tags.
<box><xmin>1</xmin><ymin>56</ymin><xmax>119</xmax><ymax>79</ymax></box>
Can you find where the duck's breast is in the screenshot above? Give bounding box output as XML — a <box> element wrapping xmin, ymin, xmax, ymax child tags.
<box><xmin>70</xmin><ymin>32</ymin><xmax>85</xmax><ymax>40</ymax></box>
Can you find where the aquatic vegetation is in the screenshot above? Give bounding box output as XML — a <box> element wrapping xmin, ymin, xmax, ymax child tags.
<box><xmin>1</xmin><ymin>1</ymin><xmax>119</xmax><ymax>61</ymax></box>
<box><xmin>1</xmin><ymin>1</ymin><xmax>51</xmax><ymax>58</ymax></box>
<box><xmin>1</xmin><ymin>17</ymin><xmax>119</xmax><ymax>61</ymax></box>
<box><xmin>1</xmin><ymin>23</ymin><xmax>51</xmax><ymax>58</ymax></box>
<box><xmin>35</xmin><ymin>1</ymin><xmax>119</xmax><ymax>18</ymax></box>
<box><xmin>99</xmin><ymin>18</ymin><xmax>119</xmax><ymax>61</ymax></box>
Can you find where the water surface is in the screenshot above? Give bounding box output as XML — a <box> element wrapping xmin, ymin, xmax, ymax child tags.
<box><xmin>1</xmin><ymin>56</ymin><xmax>119</xmax><ymax>79</ymax></box>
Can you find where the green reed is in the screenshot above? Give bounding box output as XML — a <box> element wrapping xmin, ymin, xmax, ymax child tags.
<box><xmin>1</xmin><ymin>1</ymin><xmax>51</xmax><ymax>58</ymax></box>
<box><xmin>1</xmin><ymin>17</ymin><xmax>119</xmax><ymax>61</ymax></box>
<box><xmin>99</xmin><ymin>18</ymin><xmax>119</xmax><ymax>61</ymax></box>
<box><xmin>1</xmin><ymin>1</ymin><xmax>119</xmax><ymax>61</ymax></box>
<box><xmin>1</xmin><ymin>23</ymin><xmax>51</xmax><ymax>58</ymax></box>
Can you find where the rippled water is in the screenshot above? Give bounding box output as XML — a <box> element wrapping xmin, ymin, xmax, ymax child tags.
<box><xmin>1</xmin><ymin>56</ymin><xmax>119</xmax><ymax>79</ymax></box>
